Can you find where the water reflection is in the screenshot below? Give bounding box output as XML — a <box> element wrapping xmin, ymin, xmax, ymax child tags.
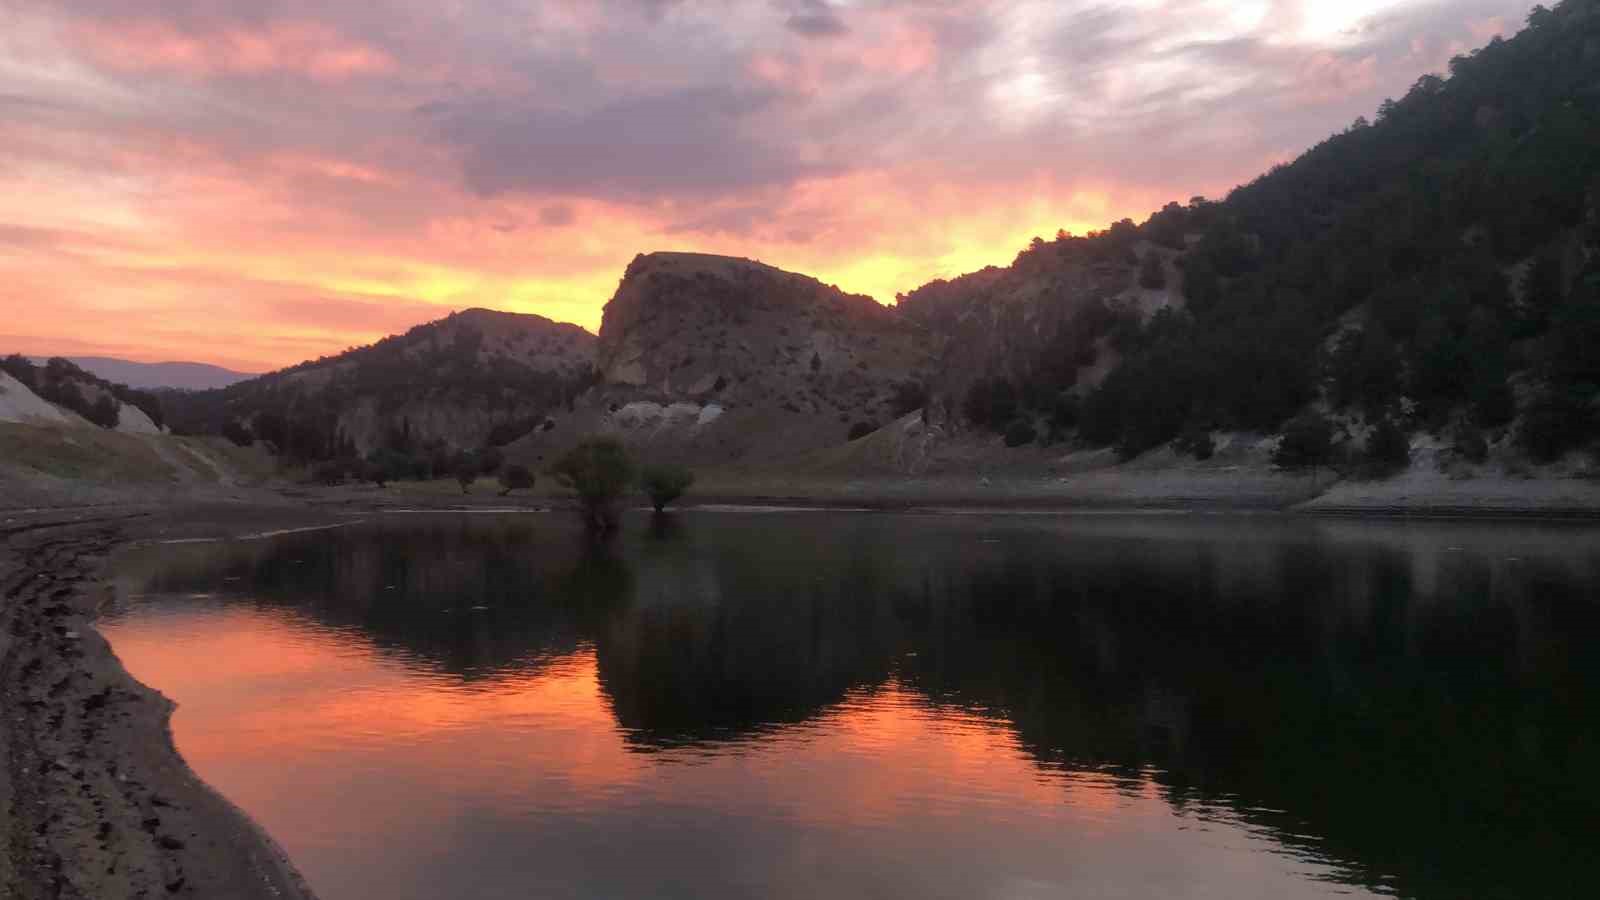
<box><xmin>104</xmin><ymin>513</ymin><xmax>1600</xmax><ymax>900</ymax></box>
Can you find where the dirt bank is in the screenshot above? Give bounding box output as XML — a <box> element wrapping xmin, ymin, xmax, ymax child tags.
<box><xmin>1</xmin><ymin>511</ymin><xmax>318</xmax><ymax>900</ymax></box>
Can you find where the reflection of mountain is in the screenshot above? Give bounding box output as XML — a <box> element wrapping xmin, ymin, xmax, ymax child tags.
<box><xmin>130</xmin><ymin>519</ymin><xmax>628</xmax><ymax>679</ymax></box>
<box><xmin>127</xmin><ymin>514</ymin><xmax>1600</xmax><ymax>899</ymax></box>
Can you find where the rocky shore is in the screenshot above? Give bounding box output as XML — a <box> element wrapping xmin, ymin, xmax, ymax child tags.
<box><xmin>1</xmin><ymin>511</ymin><xmax>316</xmax><ymax>900</ymax></box>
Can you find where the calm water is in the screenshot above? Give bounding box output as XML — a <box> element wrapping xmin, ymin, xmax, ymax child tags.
<box><xmin>102</xmin><ymin>512</ymin><xmax>1600</xmax><ymax>900</ymax></box>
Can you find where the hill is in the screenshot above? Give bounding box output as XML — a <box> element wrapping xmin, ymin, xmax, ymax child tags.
<box><xmin>147</xmin><ymin>1</ymin><xmax>1600</xmax><ymax>499</ymax></box>
<box><xmin>35</xmin><ymin>357</ymin><xmax>255</xmax><ymax>391</ymax></box>
<box><xmin>1</xmin><ymin>355</ymin><xmax>166</xmax><ymax>434</ymax></box>
<box><xmin>162</xmin><ymin>308</ymin><xmax>598</xmax><ymax>464</ymax></box>
<box><xmin>511</xmin><ymin>251</ymin><xmax>937</xmax><ymax>466</ymax></box>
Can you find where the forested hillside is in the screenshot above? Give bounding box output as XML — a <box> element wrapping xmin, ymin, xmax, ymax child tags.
<box><xmin>1028</xmin><ymin>0</ymin><xmax>1600</xmax><ymax>462</ymax></box>
<box><xmin>161</xmin><ymin>309</ymin><xmax>597</xmax><ymax>469</ymax></box>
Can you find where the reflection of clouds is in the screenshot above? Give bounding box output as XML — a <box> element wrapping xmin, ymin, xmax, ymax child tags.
<box><xmin>105</xmin><ymin>512</ymin><xmax>1600</xmax><ymax>899</ymax></box>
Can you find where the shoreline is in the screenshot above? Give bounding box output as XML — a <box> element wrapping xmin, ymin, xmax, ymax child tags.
<box><xmin>0</xmin><ymin>511</ymin><xmax>319</xmax><ymax>900</ymax></box>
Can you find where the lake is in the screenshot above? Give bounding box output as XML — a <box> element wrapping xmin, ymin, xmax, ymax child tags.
<box><xmin>101</xmin><ymin>511</ymin><xmax>1600</xmax><ymax>899</ymax></box>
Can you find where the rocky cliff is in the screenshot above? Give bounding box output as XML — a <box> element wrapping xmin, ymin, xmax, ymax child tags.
<box><xmin>513</xmin><ymin>252</ymin><xmax>940</xmax><ymax>465</ymax></box>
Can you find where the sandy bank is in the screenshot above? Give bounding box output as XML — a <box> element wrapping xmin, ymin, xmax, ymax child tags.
<box><xmin>1</xmin><ymin>510</ymin><xmax>321</xmax><ymax>900</ymax></box>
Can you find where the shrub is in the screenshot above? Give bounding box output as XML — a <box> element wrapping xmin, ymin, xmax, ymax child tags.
<box><xmin>364</xmin><ymin>448</ymin><xmax>411</xmax><ymax>487</ymax></box>
<box><xmin>1364</xmin><ymin>417</ymin><xmax>1411</xmax><ymax>474</ymax></box>
<box><xmin>85</xmin><ymin>395</ymin><xmax>121</xmax><ymax>429</ymax></box>
<box><xmin>1003</xmin><ymin>420</ymin><xmax>1037</xmax><ymax>447</ymax></box>
<box><xmin>455</xmin><ymin>462</ymin><xmax>476</xmax><ymax>494</ymax></box>
<box><xmin>548</xmin><ymin>437</ymin><xmax>635</xmax><ymax>532</ymax></box>
<box><xmin>640</xmin><ymin>463</ymin><xmax>694</xmax><ymax>512</ymax></box>
<box><xmin>1</xmin><ymin>354</ymin><xmax>37</xmax><ymax>390</ymax></box>
<box><xmin>1453</xmin><ymin>423</ymin><xmax>1489</xmax><ymax>464</ymax></box>
<box><xmin>890</xmin><ymin>381</ymin><xmax>928</xmax><ymax>417</ymax></box>
<box><xmin>847</xmin><ymin>421</ymin><xmax>877</xmax><ymax>441</ymax></box>
<box><xmin>478</xmin><ymin>446</ymin><xmax>505</xmax><ymax>476</ymax></box>
<box><xmin>499</xmin><ymin>464</ymin><xmax>535</xmax><ymax>496</ymax></box>
<box><xmin>221</xmin><ymin>420</ymin><xmax>255</xmax><ymax>447</ymax></box>
<box><xmin>1138</xmin><ymin>252</ymin><xmax>1167</xmax><ymax>289</ymax></box>
<box><xmin>1174</xmin><ymin>425</ymin><xmax>1215</xmax><ymax>460</ymax></box>
<box><xmin>312</xmin><ymin>461</ymin><xmax>348</xmax><ymax>486</ymax></box>
<box><xmin>1274</xmin><ymin>413</ymin><xmax>1335</xmax><ymax>472</ymax></box>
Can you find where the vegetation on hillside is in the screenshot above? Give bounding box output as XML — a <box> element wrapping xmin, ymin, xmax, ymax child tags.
<box><xmin>949</xmin><ymin>1</ymin><xmax>1600</xmax><ymax>464</ymax></box>
<box><xmin>2</xmin><ymin>355</ymin><xmax>165</xmax><ymax>430</ymax></box>
<box><xmin>158</xmin><ymin>311</ymin><xmax>596</xmax><ymax>467</ymax></box>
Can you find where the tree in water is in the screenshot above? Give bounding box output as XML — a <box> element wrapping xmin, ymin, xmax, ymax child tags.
<box><xmin>549</xmin><ymin>437</ymin><xmax>636</xmax><ymax>532</ymax></box>
<box><xmin>639</xmin><ymin>463</ymin><xmax>694</xmax><ymax>512</ymax></box>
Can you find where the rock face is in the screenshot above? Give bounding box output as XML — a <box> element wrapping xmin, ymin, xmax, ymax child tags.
<box><xmin>0</xmin><ymin>371</ymin><xmax>75</xmax><ymax>426</ymax></box>
<box><xmin>516</xmin><ymin>253</ymin><xmax>938</xmax><ymax>465</ymax></box>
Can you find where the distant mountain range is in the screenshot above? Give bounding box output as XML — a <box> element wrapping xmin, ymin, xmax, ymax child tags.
<box><xmin>32</xmin><ymin>356</ymin><xmax>255</xmax><ymax>391</ymax></box>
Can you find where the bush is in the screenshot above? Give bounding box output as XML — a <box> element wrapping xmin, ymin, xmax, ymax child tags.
<box><xmin>364</xmin><ymin>448</ymin><xmax>412</xmax><ymax>487</ymax></box>
<box><xmin>1138</xmin><ymin>252</ymin><xmax>1167</xmax><ymax>289</ymax></box>
<box><xmin>1174</xmin><ymin>425</ymin><xmax>1215</xmax><ymax>460</ymax></box>
<box><xmin>455</xmin><ymin>462</ymin><xmax>477</xmax><ymax>494</ymax></box>
<box><xmin>1003</xmin><ymin>420</ymin><xmax>1037</xmax><ymax>447</ymax></box>
<box><xmin>499</xmin><ymin>464</ymin><xmax>535</xmax><ymax>496</ymax></box>
<box><xmin>222</xmin><ymin>420</ymin><xmax>255</xmax><ymax>447</ymax></box>
<box><xmin>963</xmin><ymin>377</ymin><xmax>1018</xmax><ymax>431</ymax></box>
<box><xmin>1453</xmin><ymin>423</ymin><xmax>1489</xmax><ymax>463</ymax></box>
<box><xmin>640</xmin><ymin>463</ymin><xmax>694</xmax><ymax>512</ymax></box>
<box><xmin>1</xmin><ymin>354</ymin><xmax>37</xmax><ymax>390</ymax></box>
<box><xmin>312</xmin><ymin>461</ymin><xmax>348</xmax><ymax>486</ymax></box>
<box><xmin>478</xmin><ymin>446</ymin><xmax>505</xmax><ymax>476</ymax></box>
<box><xmin>847</xmin><ymin>421</ymin><xmax>877</xmax><ymax>441</ymax></box>
<box><xmin>890</xmin><ymin>381</ymin><xmax>928</xmax><ymax>417</ymax></box>
<box><xmin>548</xmin><ymin>437</ymin><xmax>635</xmax><ymax>532</ymax></box>
<box><xmin>1274</xmin><ymin>413</ymin><xmax>1335</xmax><ymax>472</ymax></box>
<box><xmin>1364</xmin><ymin>417</ymin><xmax>1411</xmax><ymax>474</ymax></box>
<box><xmin>85</xmin><ymin>395</ymin><xmax>121</xmax><ymax>429</ymax></box>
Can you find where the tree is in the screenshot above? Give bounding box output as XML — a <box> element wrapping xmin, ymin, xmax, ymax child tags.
<box><xmin>222</xmin><ymin>420</ymin><xmax>254</xmax><ymax>447</ymax></box>
<box><xmin>548</xmin><ymin>437</ymin><xmax>635</xmax><ymax>532</ymax></box>
<box><xmin>640</xmin><ymin>463</ymin><xmax>694</xmax><ymax>512</ymax></box>
<box><xmin>1364</xmin><ymin>417</ymin><xmax>1411</xmax><ymax>475</ymax></box>
<box><xmin>1139</xmin><ymin>251</ymin><xmax>1167</xmax><ymax>289</ymax></box>
<box><xmin>1274</xmin><ymin>413</ymin><xmax>1335</xmax><ymax>473</ymax></box>
<box><xmin>1174</xmin><ymin>425</ymin><xmax>1215</xmax><ymax>460</ymax></box>
<box><xmin>86</xmin><ymin>395</ymin><xmax>121</xmax><ymax>429</ymax></box>
<box><xmin>1003</xmin><ymin>420</ymin><xmax>1037</xmax><ymax>447</ymax></box>
<box><xmin>499</xmin><ymin>464</ymin><xmax>535</xmax><ymax>496</ymax></box>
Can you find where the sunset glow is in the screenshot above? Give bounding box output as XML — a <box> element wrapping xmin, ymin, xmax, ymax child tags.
<box><xmin>0</xmin><ymin>0</ymin><xmax>1533</xmax><ymax>371</ymax></box>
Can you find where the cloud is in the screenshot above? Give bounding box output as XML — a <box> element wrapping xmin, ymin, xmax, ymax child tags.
<box><xmin>786</xmin><ymin>1</ymin><xmax>850</xmax><ymax>39</ymax></box>
<box><xmin>422</xmin><ymin>85</ymin><xmax>833</xmax><ymax>200</ymax></box>
<box><xmin>0</xmin><ymin>0</ymin><xmax>1546</xmax><ymax>369</ymax></box>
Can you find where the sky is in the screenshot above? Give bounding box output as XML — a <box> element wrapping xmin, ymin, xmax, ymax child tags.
<box><xmin>0</xmin><ymin>0</ymin><xmax>1539</xmax><ymax>372</ymax></box>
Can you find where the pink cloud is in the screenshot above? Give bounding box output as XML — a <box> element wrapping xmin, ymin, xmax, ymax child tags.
<box><xmin>71</xmin><ymin>20</ymin><xmax>394</xmax><ymax>81</ymax></box>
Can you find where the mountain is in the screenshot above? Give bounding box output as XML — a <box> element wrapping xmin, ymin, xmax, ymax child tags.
<box><xmin>515</xmin><ymin>251</ymin><xmax>938</xmax><ymax>465</ymax></box>
<box><xmin>161</xmin><ymin>1</ymin><xmax>1600</xmax><ymax>481</ymax></box>
<box><xmin>162</xmin><ymin>308</ymin><xmax>597</xmax><ymax>460</ymax></box>
<box><xmin>33</xmin><ymin>357</ymin><xmax>254</xmax><ymax>391</ymax></box>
